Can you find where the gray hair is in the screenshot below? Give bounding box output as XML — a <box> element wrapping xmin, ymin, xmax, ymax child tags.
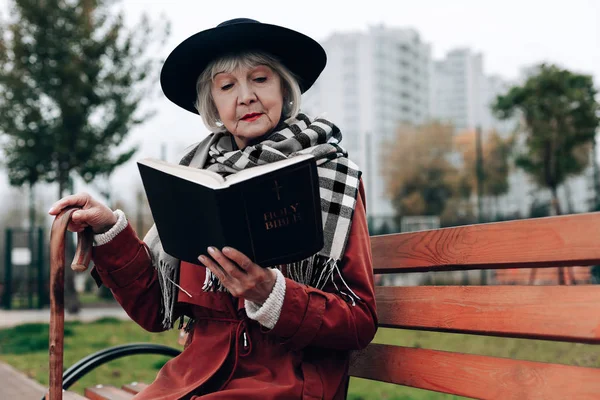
<box><xmin>195</xmin><ymin>52</ymin><xmax>302</xmax><ymax>132</ymax></box>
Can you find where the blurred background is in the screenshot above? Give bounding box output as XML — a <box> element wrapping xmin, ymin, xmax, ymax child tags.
<box><xmin>1</xmin><ymin>2</ymin><xmax>599</xmax><ymax>399</ymax></box>
<box><xmin>0</xmin><ymin>0</ymin><xmax>598</xmax><ymax>309</ymax></box>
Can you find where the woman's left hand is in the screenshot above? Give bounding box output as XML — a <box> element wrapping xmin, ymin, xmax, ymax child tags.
<box><xmin>198</xmin><ymin>246</ymin><xmax>277</xmax><ymax>305</ymax></box>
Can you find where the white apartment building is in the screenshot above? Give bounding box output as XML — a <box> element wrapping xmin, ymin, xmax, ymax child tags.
<box><xmin>431</xmin><ymin>48</ymin><xmax>518</xmax><ymax>137</ymax></box>
<box><xmin>430</xmin><ymin>48</ymin><xmax>485</xmax><ymax>132</ymax></box>
<box><xmin>482</xmin><ymin>75</ymin><xmax>516</xmax><ymax>136</ymax></box>
<box><xmin>302</xmin><ymin>24</ymin><xmax>432</xmax><ymax>219</ymax></box>
<box><xmin>303</xmin><ymin>31</ymin><xmax>596</xmax><ymax>223</ymax></box>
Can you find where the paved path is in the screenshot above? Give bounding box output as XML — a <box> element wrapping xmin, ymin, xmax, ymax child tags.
<box><xmin>0</xmin><ymin>306</ymin><xmax>131</xmax><ymax>398</ymax></box>
<box><xmin>0</xmin><ymin>306</ymin><xmax>129</xmax><ymax>328</ymax></box>
<box><xmin>0</xmin><ymin>361</ymin><xmax>47</xmax><ymax>399</ymax></box>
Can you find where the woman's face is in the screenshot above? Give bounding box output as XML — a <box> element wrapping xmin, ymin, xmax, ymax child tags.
<box><xmin>211</xmin><ymin>64</ymin><xmax>283</xmax><ymax>149</ymax></box>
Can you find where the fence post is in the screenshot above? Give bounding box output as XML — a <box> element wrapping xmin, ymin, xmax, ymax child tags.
<box><xmin>37</xmin><ymin>227</ymin><xmax>46</xmax><ymax>309</ymax></box>
<box><xmin>3</xmin><ymin>228</ymin><xmax>12</xmax><ymax>310</ymax></box>
<box><xmin>28</xmin><ymin>227</ymin><xmax>34</xmax><ymax>308</ymax></box>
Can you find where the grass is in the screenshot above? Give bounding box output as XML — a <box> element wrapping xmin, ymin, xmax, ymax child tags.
<box><xmin>0</xmin><ymin>318</ymin><xmax>178</xmax><ymax>396</ymax></box>
<box><xmin>1</xmin><ymin>320</ymin><xmax>599</xmax><ymax>399</ymax></box>
<box><xmin>7</xmin><ymin>292</ymin><xmax>116</xmax><ymax>310</ymax></box>
<box><xmin>78</xmin><ymin>292</ymin><xmax>118</xmax><ymax>306</ymax></box>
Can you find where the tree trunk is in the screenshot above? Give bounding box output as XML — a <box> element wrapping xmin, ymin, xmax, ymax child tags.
<box><xmin>28</xmin><ymin>183</ymin><xmax>36</xmax><ymax>308</ymax></box>
<box><xmin>494</xmin><ymin>196</ymin><xmax>500</xmax><ymax>220</ymax></box>
<box><xmin>58</xmin><ymin>176</ymin><xmax>66</xmax><ymax>202</ymax></box>
<box><xmin>592</xmin><ymin>138</ymin><xmax>600</xmax><ymax>210</ymax></box>
<box><xmin>550</xmin><ymin>186</ymin><xmax>566</xmax><ymax>285</ymax></box>
<box><xmin>58</xmin><ymin>175</ymin><xmax>81</xmax><ymax>314</ymax></box>
<box><xmin>529</xmin><ymin>268</ymin><xmax>537</xmax><ymax>285</ymax></box>
<box><xmin>550</xmin><ymin>186</ymin><xmax>562</xmax><ymax>216</ymax></box>
<box><xmin>29</xmin><ymin>183</ymin><xmax>35</xmax><ymax>232</ymax></box>
<box><xmin>564</xmin><ymin>182</ymin><xmax>575</xmax><ymax>214</ymax></box>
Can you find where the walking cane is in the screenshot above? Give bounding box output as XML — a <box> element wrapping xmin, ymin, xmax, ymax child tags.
<box><xmin>48</xmin><ymin>207</ymin><xmax>93</xmax><ymax>400</ymax></box>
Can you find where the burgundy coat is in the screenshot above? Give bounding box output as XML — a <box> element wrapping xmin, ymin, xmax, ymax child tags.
<box><xmin>91</xmin><ymin>181</ymin><xmax>377</xmax><ymax>399</ymax></box>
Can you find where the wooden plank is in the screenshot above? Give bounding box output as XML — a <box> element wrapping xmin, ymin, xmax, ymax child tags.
<box><xmin>63</xmin><ymin>391</ymin><xmax>89</xmax><ymax>399</ymax></box>
<box><xmin>0</xmin><ymin>361</ymin><xmax>47</xmax><ymax>399</ymax></box>
<box><xmin>371</xmin><ymin>212</ymin><xmax>600</xmax><ymax>273</ymax></box>
<box><xmin>121</xmin><ymin>382</ymin><xmax>149</xmax><ymax>395</ymax></box>
<box><xmin>45</xmin><ymin>391</ymin><xmax>88</xmax><ymax>400</ymax></box>
<box><xmin>495</xmin><ymin>267</ymin><xmax>591</xmax><ymax>285</ymax></box>
<box><xmin>84</xmin><ymin>385</ymin><xmax>134</xmax><ymax>400</ymax></box>
<box><xmin>349</xmin><ymin>343</ymin><xmax>600</xmax><ymax>400</ymax></box>
<box><xmin>375</xmin><ymin>286</ymin><xmax>600</xmax><ymax>343</ymax></box>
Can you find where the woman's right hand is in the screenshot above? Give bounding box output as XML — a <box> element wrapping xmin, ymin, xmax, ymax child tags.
<box><xmin>48</xmin><ymin>192</ymin><xmax>117</xmax><ymax>234</ymax></box>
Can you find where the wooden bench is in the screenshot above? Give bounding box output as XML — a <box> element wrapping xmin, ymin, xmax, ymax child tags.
<box><xmin>48</xmin><ymin>210</ymin><xmax>600</xmax><ymax>399</ymax></box>
<box><xmin>58</xmin><ymin>382</ymin><xmax>147</xmax><ymax>400</ymax></box>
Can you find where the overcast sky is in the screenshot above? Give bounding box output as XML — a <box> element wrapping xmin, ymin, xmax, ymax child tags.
<box><xmin>119</xmin><ymin>0</ymin><xmax>600</xmax><ymax>81</ymax></box>
<box><xmin>1</xmin><ymin>0</ymin><xmax>599</xmax><ymax>211</ymax></box>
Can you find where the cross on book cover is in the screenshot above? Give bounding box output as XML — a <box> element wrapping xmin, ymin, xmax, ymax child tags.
<box><xmin>138</xmin><ymin>154</ymin><xmax>324</xmax><ymax>267</ymax></box>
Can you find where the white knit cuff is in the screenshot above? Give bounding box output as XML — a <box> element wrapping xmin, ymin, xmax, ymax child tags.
<box><xmin>93</xmin><ymin>209</ymin><xmax>127</xmax><ymax>246</ymax></box>
<box><xmin>245</xmin><ymin>268</ymin><xmax>286</xmax><ymax>329</ymax></box>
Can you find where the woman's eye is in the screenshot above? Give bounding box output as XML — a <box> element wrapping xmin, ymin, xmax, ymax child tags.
<box><xmin>221</xmin><ymin>83</ymin><xmax>233</xmax><ymax>90</ymax></box>
<box><xmin>254</xmin><ymin>77</ymin><xmax>267</xmax><ymax>83</ymax></box>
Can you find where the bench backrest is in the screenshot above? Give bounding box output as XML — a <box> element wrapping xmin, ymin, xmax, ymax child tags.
<box><xmin>349</xmin><ymin>213</ymin><xmax>600</xmax><ymax>399</ymax></box>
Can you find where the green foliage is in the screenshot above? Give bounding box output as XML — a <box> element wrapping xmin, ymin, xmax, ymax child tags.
<box><xmin>493</xmin><ymin>64</ymin><xmax>600</xmax><ymax>214</ymax></box>
<box><xmin>483</xmin><ymin>132</ymin><xmax>514</xmax><ymax>197</ymax></box>
<box><xmin>529</xmin><ymin>198</ymin><xmax>551</xmax><ymax>218</ymax></box>
<box><xmin>92</xmin><ymin>317</ymin><xmax>122</xmax><ymax>324</ymax></box>
<box><xmin>456</xmin><ymin>129</ymin><xmax>514</xmax><ymax>200</ymax></box>
<box><xmin>0</xmin><ymin>0</ymin><xmax>170</xmax><ymax>197</ymax></box>
<box><xmin>0</xmin><ymin>322</ymin><xmax>74</xmax><ymax>354</ymax></box>
<box><xmin>590</xmin><ymin>265</ymin><xmax>600</xmax><ymax>284</ymax></box>
<box><xmin>383</xmin><ymin>122</ymin><xmax>460</xmax><ymax>220</ymax></box>
<box><xmin>0</xmin><ymin>319</ymin><xmax>176</xmax><ymax>393</ymax></box>
<box><xmin>455</xmin><ymin>129</ymin><xmax>514</xmax><ymax>221</ymax></box>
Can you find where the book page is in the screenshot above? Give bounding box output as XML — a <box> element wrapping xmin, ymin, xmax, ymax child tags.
<box><xmin>138</xmin><ymin>158</ymin><xmax>226</xmax><ymax>188</ymax></box>
<box><xmin>225</xmin><ymin>154</ymin><xmax>315</xmax><ymax>185</ymax></box>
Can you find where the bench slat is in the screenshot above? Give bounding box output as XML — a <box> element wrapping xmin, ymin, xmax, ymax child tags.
<box><xmin>84</xmin><ymin>385</ymin><xmax>134</xmax><ymax>400</ymax></box>
<box><xmin>59</xmin><ymin>392</ymin><xmax>88</xmax><ymax>399</ymax></box>
<box><xmin>349</xmin><ymin>343</ymin><xmax>600</xmax><ymax>400</ymax></box>
<box><xmin>371</xmin><ymin>213</ymin><xmax>600</xmax><ymax>273</ymax></box>
<box><xmin>121</xmin><ymin>382</ymin><xmax>149</xmax><ymax>395</ymax></box>
<box><xmin>376</xmin><ymin>285</ymin><xmax>600</xmax><ymax>343</ymax></box>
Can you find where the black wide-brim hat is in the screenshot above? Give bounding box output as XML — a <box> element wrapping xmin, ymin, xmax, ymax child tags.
<box><xmin>160</xmin><ymin>18</ymin><xmax>327</xmax><ymax>114</ymax></box>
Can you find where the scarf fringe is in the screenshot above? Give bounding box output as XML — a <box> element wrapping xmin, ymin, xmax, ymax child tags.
<box><xmin>201</xmin><ymin>254</ymin><xmax>360</xmax><ymax>305</ymax></box>
<box><xmin>156</xmin><ymin>258</ymin><xmax>179</xmax><ymax>329</ymax></box>
<box><xmin>202</xmin><ymin>269</ymin><xmax>228</xmax><ymax>292</ymax></box>
<box><xmin>147</xmin><ymin>113</ymin><xmax>362</xmax><ymax>329</ymax></box>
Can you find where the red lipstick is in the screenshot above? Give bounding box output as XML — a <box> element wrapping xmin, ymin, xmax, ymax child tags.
<box><xmin>241</xmin><ymin>113</ymin><xmax>262</xmax><ymax>122</ymax></box>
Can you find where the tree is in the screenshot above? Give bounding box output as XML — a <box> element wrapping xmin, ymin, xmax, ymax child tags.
<box><xmin>493</xmin><ymin>64</ymin><xmax>600</xmax><ymax>216</ymax></box>
<box><xmin>485</xmin><ymin>132</ymin><xmax>513</xmax><ymax>199</ymax></box>
<box><xmin>382</xmin><ymin>122</ymin><xmax>465</xmax><ymax>225</ymax></box>
<box><xmin>455</xmin><ymin>129</ymin><xmax>513</xmax><ymax>220</ymax></box>
<box><xmin>0</xmin><ymin>0</ymin><xmax>170</xmax><ymax>197</ymax></box>
<box><xmin>0</xmin><ymin>0</ymin><xmax>170</xmax><ymax>312</ymax></box>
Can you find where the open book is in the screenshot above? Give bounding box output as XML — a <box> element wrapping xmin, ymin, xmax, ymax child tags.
<box><xmin>137</xmin><ymin>154</ymin><xmax>324</xmax><ymax>267</ymax></box>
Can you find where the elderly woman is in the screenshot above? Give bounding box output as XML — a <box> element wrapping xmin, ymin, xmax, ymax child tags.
<box><xmin>49</xmin><ymin>18</ymin><xmax>377</xmax><ymax>399</ymax></box>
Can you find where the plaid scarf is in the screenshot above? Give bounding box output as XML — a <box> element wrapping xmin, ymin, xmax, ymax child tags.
<box><xmin>144</xmin><ymin>113</ymin><xmax>362</xmax><ymax>329</ymax></box>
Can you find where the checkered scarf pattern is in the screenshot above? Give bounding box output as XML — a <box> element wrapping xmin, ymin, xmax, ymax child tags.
<box><xmin>200</xmin><ymin>113</ymin><xmax>362</xmax><ymax>262</ymax></box>
<box><xmin>147</xmin><ymin>113</ymin><xmax>362</xmax><ymax>328</ymax></box>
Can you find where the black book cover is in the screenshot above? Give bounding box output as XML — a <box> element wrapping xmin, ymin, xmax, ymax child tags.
<box><xmin>138</xmin><ymin>156</ymin><xmax>324</xmax><ymax>267</ymax></box>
